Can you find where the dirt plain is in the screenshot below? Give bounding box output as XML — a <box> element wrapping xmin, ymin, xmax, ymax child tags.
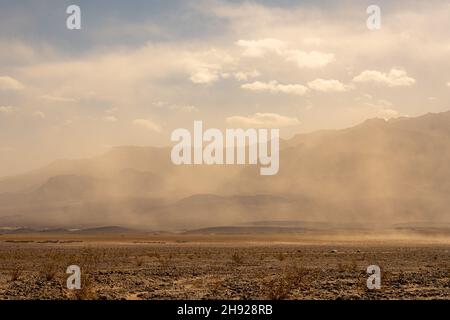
<box><xmin>0</xmin><ymin>232</ymin><xmax>449</xmax><ymax>300</ymax></box>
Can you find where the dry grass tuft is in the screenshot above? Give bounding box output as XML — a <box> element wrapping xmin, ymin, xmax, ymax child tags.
<box><xmin>135</xmin><ymin>256</ymin><xmax>144</xmax><ymax>267</ymax></box>
<box><xmin>263</xmin><ymin>264</ymin><xmax>307</xmax><ymax>300</ymax></box>
<box><xmin>231</xmin><ymin>252</ymin><xmax>244</xmax><ymax>265</ymax></box>
<box><xmin>73</xmin><ymin>274</ymin><xmax>97</xmax><ymax>300</ymax></box>
<box><xmin>9</xmin><ymin>267</ymin><xmax>23</xmax><ymax>282</ymax></box>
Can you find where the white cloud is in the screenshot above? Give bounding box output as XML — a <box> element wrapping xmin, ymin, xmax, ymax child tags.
<box><xmin>40</xmin><ymin>94</ymin><xmax>77</xmax><ymax>103</ymax></box>
<box><xmin>307</xmin><ymin>79</ymin><xmax>351</xmax><ymax>92</ymax></box>
<box><xmin>226</xmin><ymin>112</ymin><xmax>300</xmax><ymax>128</ymax></box>
<box><xmin>236</xmin><ymin>38</ymin><xmax>286</xmax><ymax>57</ymax></box>
<box><xmin>0</xmin><ymin>76</ymin><xmax>24</xmax><ymax>91</ymax></box>
<box><xmin>353</xmin><ymin>69</ymin><xmax>416</xmax><ymax>87</ymax></box>
<box><xmin>358</xmin><ymin>95</ymin><xmax>399</xmax><ymax>120</ymax></box>
<box><xmin>152</xmin><ymin>101</ymin><xmax>168</xmax><ymax>108</ymax></box>
<box><xmin>236</xmin><ymin>38</ymin><xmax>334</xmax><ymax>69</ymax></box>
<box><xmin>241</xmin><ymin>81</ymin><xmax>309</xmax><ymax>95</ymax></box>
<box><xmin>283</xmin><ymin>50</ymin><xmax>335</xmax><ymax>68</ymax></box>
<box><xmin>0</xmin><ymin>106</ymin><xmax>14</xmax><ymax>114</ymax></box>
<box><xmin>190</xmin><ymin>68</ymin><xmax>220</xmax><ymax>84</ymax></box>
<box><xmin>153</xmin><ymin>101</ymin><xmax>199</xmax><ymax>113</ymax></box>
<box><xmin>359</xmin><ymin>94</ymin><xmax>394</xmax><ymax>108</ymax></box>
<box><xmin>186</xmin><ymin>49</ymin><xmax>234</xmax><ymax>84</ymax></box>
<box><xmin>168</xmin><ymin>104</ymin><xmax>199</xmax><ymax>113</ymax></box>
<box><xmin>233</xmin><ymin>70</ymin><xmax>260</xmax><ymax>81</ymax></box>
<box><xmin>173</xmin><ymin>105</ymin><xmax>199</xmax><ymax>113</ymax></box>
<box><xmin>133</xmin><ymin>119</ymin><xmax>161</xmax><ymax>132</ymax></box>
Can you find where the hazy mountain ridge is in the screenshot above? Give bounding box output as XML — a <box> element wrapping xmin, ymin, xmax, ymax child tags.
<box><xmin>1</xmin><ymin>111</ymin><xmax>450</xmax><ymax>230</ymax></box>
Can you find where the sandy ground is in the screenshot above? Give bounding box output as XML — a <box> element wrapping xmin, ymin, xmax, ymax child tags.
<box><xmin>0</xmin><ymin>233</ymin><xmax>449</xmax><ymax>300</ymax></box>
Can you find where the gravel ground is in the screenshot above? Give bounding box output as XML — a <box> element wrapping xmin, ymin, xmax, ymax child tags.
<box><xmin>0</xmin><ymin>240</ymin><xmax>449</xmax><ymax>300</ymax></box>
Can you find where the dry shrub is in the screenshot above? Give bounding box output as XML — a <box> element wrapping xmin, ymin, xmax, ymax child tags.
<box><xmin>157</xmin><ymin>254</ymin><xmax>172</xmax><ymax>268</ymax></box>
<box><xmin>284</xmin><ymin>265</ymin><xmax>307</xmax><ymax>288</ymax></box>
<box><xmin>147</xmin><ymin>252</ymin><xmax>160</xmax><ymax>259</ymax></box>
<box><xmin>263</xmin><ymin>264</ymin><xmax>307</xmax><ymax>300</ymax></box>
<box><xmin>39</xmin><ymin>250</ymin><xmax>69</xmax><ymax>281</ymax></box>
<box><xmin>231</xmin><ymin>253</ymin><xmax>244</xmax><ymax>265</ymax></box>
<box><xmin>40</xmin><ymin>263</ymin><xmax>59</xmax><ymax>281</ymax></box>
<box><xmin>9</xmin><ymin>266</ymin><xmax>22</xmax><ymax>282</ymax></box>
<box><xmin>276</xmin><ymin>253</ymin><xmax>286</xmax><ymax>262</ymax></box>
<box><xmin>264</xmin><ymin>277</ymin><xmax>291</xmax><ymax>300</ymax></box>
<box><xmin>135</xmin><ymin>256</ymin><xmax>144</xmax><ymax>267</ymax></box>
<box><xmin>74</xmin><ymin>274</ymin><xmax>97</xmax><ymax>300</ymax></box>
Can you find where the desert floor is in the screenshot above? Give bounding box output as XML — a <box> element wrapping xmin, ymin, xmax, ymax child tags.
<box><xmin>0</xmin><ymin>233</ymin><xmax>449</xmax><ymax>300</ymax></box>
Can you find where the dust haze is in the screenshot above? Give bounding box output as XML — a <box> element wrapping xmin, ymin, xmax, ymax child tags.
<box><xmin>1</xmin><ymin>111</ymin><xmax>450</xmax><ymax>235</ymax></box>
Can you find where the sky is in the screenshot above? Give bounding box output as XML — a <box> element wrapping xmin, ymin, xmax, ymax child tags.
<box><xmin>0</xmin><ymin>0</ymin><xmax>450</xmax><ymax>176</ymax></box>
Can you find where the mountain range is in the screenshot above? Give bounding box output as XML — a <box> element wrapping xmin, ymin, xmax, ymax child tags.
<box><xmin>1</xmin><ymin>111</ymin><xmax>450</xmax><ymax>230</ymax></box>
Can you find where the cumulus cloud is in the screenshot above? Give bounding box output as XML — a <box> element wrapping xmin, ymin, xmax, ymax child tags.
<box><xmin>233</xmin><ymin>70</ymin><xmax>260</xmax><ymax>81</ymax></box>
<box><xmin>190</xmin><ymin>68</ymin><xmax>220</xmax><ymax>84</ymax></box>
<box><xmin>226</xmin><ymin>112</ymin><xmax>300</xmax><ymax>128</ymax></box>
<box><xmin>241</xmin><ymin>81</ymin><xmax>309</xmax><ymax>95</ymax></box>
<box><xmin>357</xmin><ymin>95</ymin><xmax>399</xmax><ymax>120</ymax></box>
<box><xmin>307</xmin><ymin>79</ymin><xmax>351</xmax><ymax>92</ymax></box>
<box><xmin>132</xmin><ymin>119</ymin><xmax>161</xmax><ymax>132</ymax></box>
<box><xmin>352</xmin><ymin>69</ymin><xmax>416</xmax><ymax>87</ymax></box>
<box><xmin>0</xmin><ymin>76</ymin><xmax>24</xmax><ymax>91</ymax></box>
<box><xmin>167</xmin><ymin>105</ymin><xmax>199</xmax><ymax>113</ymax></box>
<box><xmin>235</xmin><ymin>38</ymin><xmax>286</xmax><ymax>57</ymax></box>
<box><xmin>283</xmin><ymin>50</ymin><xmax>335</xmax><ymax>68</ymax></box>
<box><xmin>40</xmin><ymin>94</ymin><xmax>77</xmax><ymax>103</ymax></box>
<box><xmin>174</xmin><ymin>105</ymin><xmax>199</xmax><ymax>113</ymax></box>
<box><xmin>0</xmin><ymin>106</ymin><xmax>14</xmax><ymax>114</ymax></box>
<box><xmin>236</xmin><ymin>38</ymin><xmax>334</xmax><ymax>68</ymax></box>
<box><xmin>153</xmin><ymin>101</ymin><xmax>199</xmax><ymax>113</ymax></box>
<box><xmin>186</xmin><ymin>49</ymin><xmax>234</xmax><ymax>84</ymax></box>
<box><xmin>3</xmin><ymin>0</ymin><xmax>450</xmax><ymax>177</ymax></box>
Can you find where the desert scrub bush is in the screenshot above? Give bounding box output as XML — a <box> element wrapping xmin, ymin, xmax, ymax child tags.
<box><xmin>276</xmin><ymin>253</ymin><xmax>286</xmax><ymax>262</ymax></box>
<box><xmin>157</xmin><ymin>255</ymin><xmax>172</xmax><ymax>268</ymax></box>
<box><xmin>39</xmin><ymin>250</ymin><xmax>70</xmax><ymax>281</ymax></box>
<box><xmin>231</xmin><ymin>252</ymin><xmax>244</xmax><ymax>265</ymax></box>
<box><xmin>80</xmin><ymin>248</ymin><xmax>100</xmax><ymax>268</ymax></box>
<box><xmin>135</xmin><ymin>256</ymin><xmax>144</xmax><ymax>267</ymax></box>
<box><xmin>40</xmin><ymin>263</ymin><xmax>59</xmax><ymax>281</ymax></box>
<box><xmin>9</xmin><ymin>266</ymin><xmax>23</xmax><ymax>282</ymax></box>
<box><xmin>147</xmin><ymin>252</ymin><xmax>161</xmax><ymax>259</ymax></box>
<box><xmin>262</xmin><ymin>264</ymin><xmax>307</xmax><ymax>300</ymax></box>
<box><xmin>73</xmin><ymin>274</ymin><xmax>98</xmax><ymax>300</ymax></box>
<box><xmin>263</xmin><ymin>277</ymin><xmax>291</xmax><ymax>300</ymax></box>
<box><xmin>284</xmin><ymin>265</ymin><xmax>307</xmax><ymax>288</ymax></box>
